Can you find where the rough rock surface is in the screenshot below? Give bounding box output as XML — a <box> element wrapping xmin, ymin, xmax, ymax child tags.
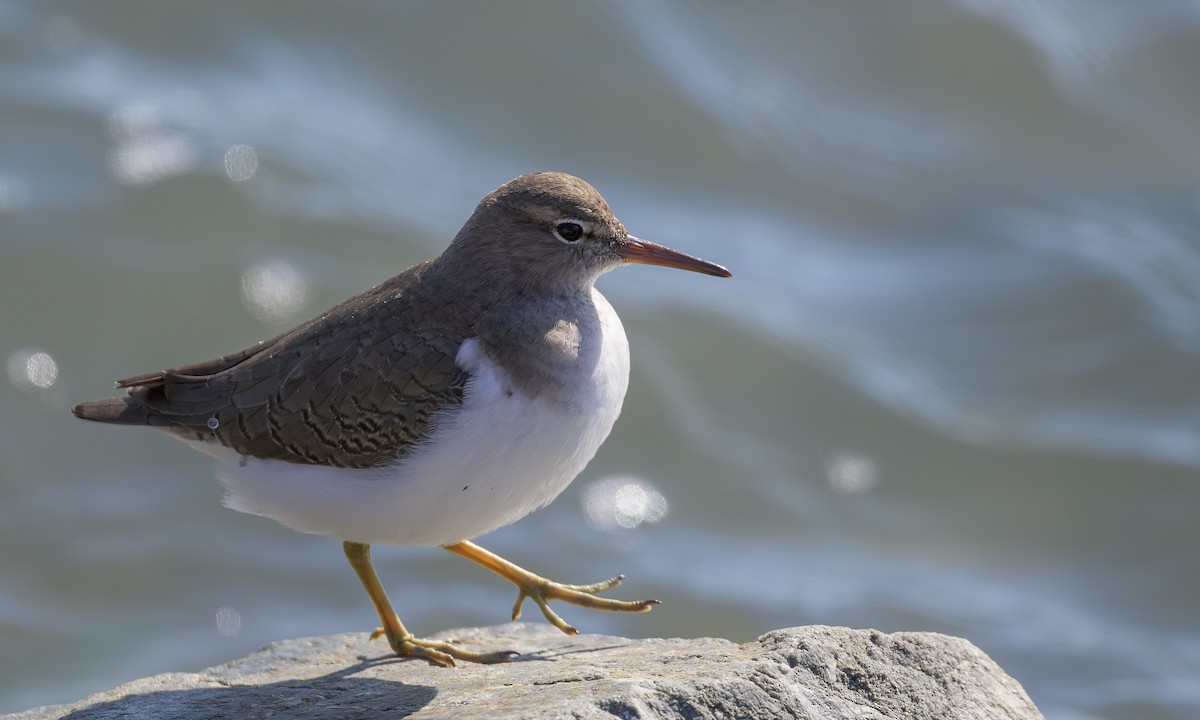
<box><xmin>7</xmin><ymin>624</ymin><xmax>1042</xmax><ymax>719</ymax></box>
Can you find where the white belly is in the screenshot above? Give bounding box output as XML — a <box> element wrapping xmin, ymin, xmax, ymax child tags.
<box><xmin>211</xmin><ymin>291</ymin><xmax>630</xmax><ymax>546</ymax></box>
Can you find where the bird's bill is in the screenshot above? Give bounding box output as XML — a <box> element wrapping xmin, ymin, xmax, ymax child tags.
<box><xmin>619</xmin><ymin>236</ymin><xmax>732</xmax><ymax>278</ymax></box>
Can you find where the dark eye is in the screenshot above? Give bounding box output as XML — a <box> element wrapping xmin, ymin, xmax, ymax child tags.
<box><xmin>553</xmin><ymin>221</ymin><xmax>584</xmax><ymax>244</ymax></box>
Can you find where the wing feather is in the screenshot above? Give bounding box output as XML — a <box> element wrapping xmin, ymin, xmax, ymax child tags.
<box><xmin>83</xmin><ymin>259</ymin><xmax>478</xmax><ymax>468</ymax></box>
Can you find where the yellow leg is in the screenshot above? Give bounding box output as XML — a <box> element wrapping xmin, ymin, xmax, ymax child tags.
<box><xmin>443</xmin><ymin>540</ymin><xmax>659</xmax><ymax>635</ymax></box>
<box><xmin>343</xmin><ymin>541</ymin><xmax>517</xmax><ymax>666</ymax></box>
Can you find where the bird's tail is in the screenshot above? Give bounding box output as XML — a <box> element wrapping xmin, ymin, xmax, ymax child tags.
<box><xmin>71</xmin><ymin>396</ymin><xmax>154</xmax><ymax>425</ymax></box>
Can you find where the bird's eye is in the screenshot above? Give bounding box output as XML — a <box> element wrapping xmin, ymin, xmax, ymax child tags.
<box><xmin>553</xmin><ymin>221</ymin><xmax>584</xmax><ymax>244</ymax></box>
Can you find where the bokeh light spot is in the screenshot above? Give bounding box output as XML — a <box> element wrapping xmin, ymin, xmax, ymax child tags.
<box><xmin>826</xmin><ymin>453</ymin><xmax>879</xmax><ymax>495</ymax></box>
<box><xmin>240</xmin><ymin>259</ymin><xmax>310</xmax><ymax>324</ymax></box>
<box><xmin>582</xmin><ymin>476</ymin><xmax>669</xmax><ymax>532</ymax></box>
<box><xmin>107</xmin><ymin>102</ymin><xmax>198</xmax><ymax>187</ymax></box>
<box><xmin>7</xmin><ymin>349</ymin><xmax>59</xmax><ymax>391</ymax></box>
<box><xmin>224</xmin><ymin>144</ymin><xmax>258</xmax><ymax>182</ymax></box>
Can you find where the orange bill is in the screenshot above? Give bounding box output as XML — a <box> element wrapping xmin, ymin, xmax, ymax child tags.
<box><xmin>618</xmin><ymin>236</ymin><xmax>731</xmax><ymax>278</ymax></box>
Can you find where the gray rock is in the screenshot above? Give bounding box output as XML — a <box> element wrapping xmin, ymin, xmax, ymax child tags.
<box><xmin>6</xmin><ymin>624</ymin><xmax>1042</xmax><ymax>719</ymax></box>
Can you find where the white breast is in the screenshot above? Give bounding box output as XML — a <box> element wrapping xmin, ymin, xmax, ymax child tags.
<box><xmin>212</xmin><ymin>289</ymin><xmax>630</xmax><ymax>546</ymax></box>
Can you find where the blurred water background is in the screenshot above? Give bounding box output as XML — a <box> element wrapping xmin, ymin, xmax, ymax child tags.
<box><xmin>2</xmin><ymin>1</ymin><xmax>1199</xmax><ymax>718</ymax></box>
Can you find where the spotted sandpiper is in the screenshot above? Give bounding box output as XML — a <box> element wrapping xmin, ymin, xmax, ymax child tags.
<box><xmin>73</xmin><ymin>172</ymin><xmax>731</xmax><ymax>666</ymax></box>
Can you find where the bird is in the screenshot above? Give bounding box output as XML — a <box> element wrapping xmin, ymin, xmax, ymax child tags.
<box><xmin>72</xmin><ymin>171</ymin><xmax>731</xmax><ymax>666</ymax></box>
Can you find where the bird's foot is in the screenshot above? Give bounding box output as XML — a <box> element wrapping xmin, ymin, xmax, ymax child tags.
<box><xmin>442</xmin><ymin>539</ymin><xmax>659</xmax><ymax>635</ymax></box>
<box><xmin>508</xmin><ymin>572</ymin><xmax>660</xmax><ymax>635</ymax></box>
<box><xmin>368</xmin><ymin>626</ymin><xmax>518</xmax><ymax>667</ymax></box>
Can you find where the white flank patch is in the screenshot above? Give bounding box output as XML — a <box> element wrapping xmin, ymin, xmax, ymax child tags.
<box><xmin>213</xmin><ymin>289</ymin><xmax>630</xmax><ymax>546</ymax></box>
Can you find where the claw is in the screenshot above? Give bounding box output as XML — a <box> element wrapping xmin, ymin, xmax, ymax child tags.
<box><xmin>373</xmin><ymin>632</ymin><xmax>517</xmax><ymax>667</ymax></box>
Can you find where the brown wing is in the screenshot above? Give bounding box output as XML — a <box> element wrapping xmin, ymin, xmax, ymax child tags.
<box><xmin>82</xmin><ymin>259</ymin><xmax>478</xmax><ymax>468</ymax></box>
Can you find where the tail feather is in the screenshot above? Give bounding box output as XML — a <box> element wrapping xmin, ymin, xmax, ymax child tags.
<box><xmin>71</xmin><ymin>396</ymin><xmax>154</xmax><ymax>426</ymax></box>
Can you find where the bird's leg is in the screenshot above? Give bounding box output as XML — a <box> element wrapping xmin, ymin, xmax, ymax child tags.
<box><xmin>443</xmin><ymin>540</ymin><xmax>659</xmax><ymax>635</ymax></box>
<box><xmin>343</xmin><ymin>541</ymin><xmax>517</xmax><ymax>666</ymax></box>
